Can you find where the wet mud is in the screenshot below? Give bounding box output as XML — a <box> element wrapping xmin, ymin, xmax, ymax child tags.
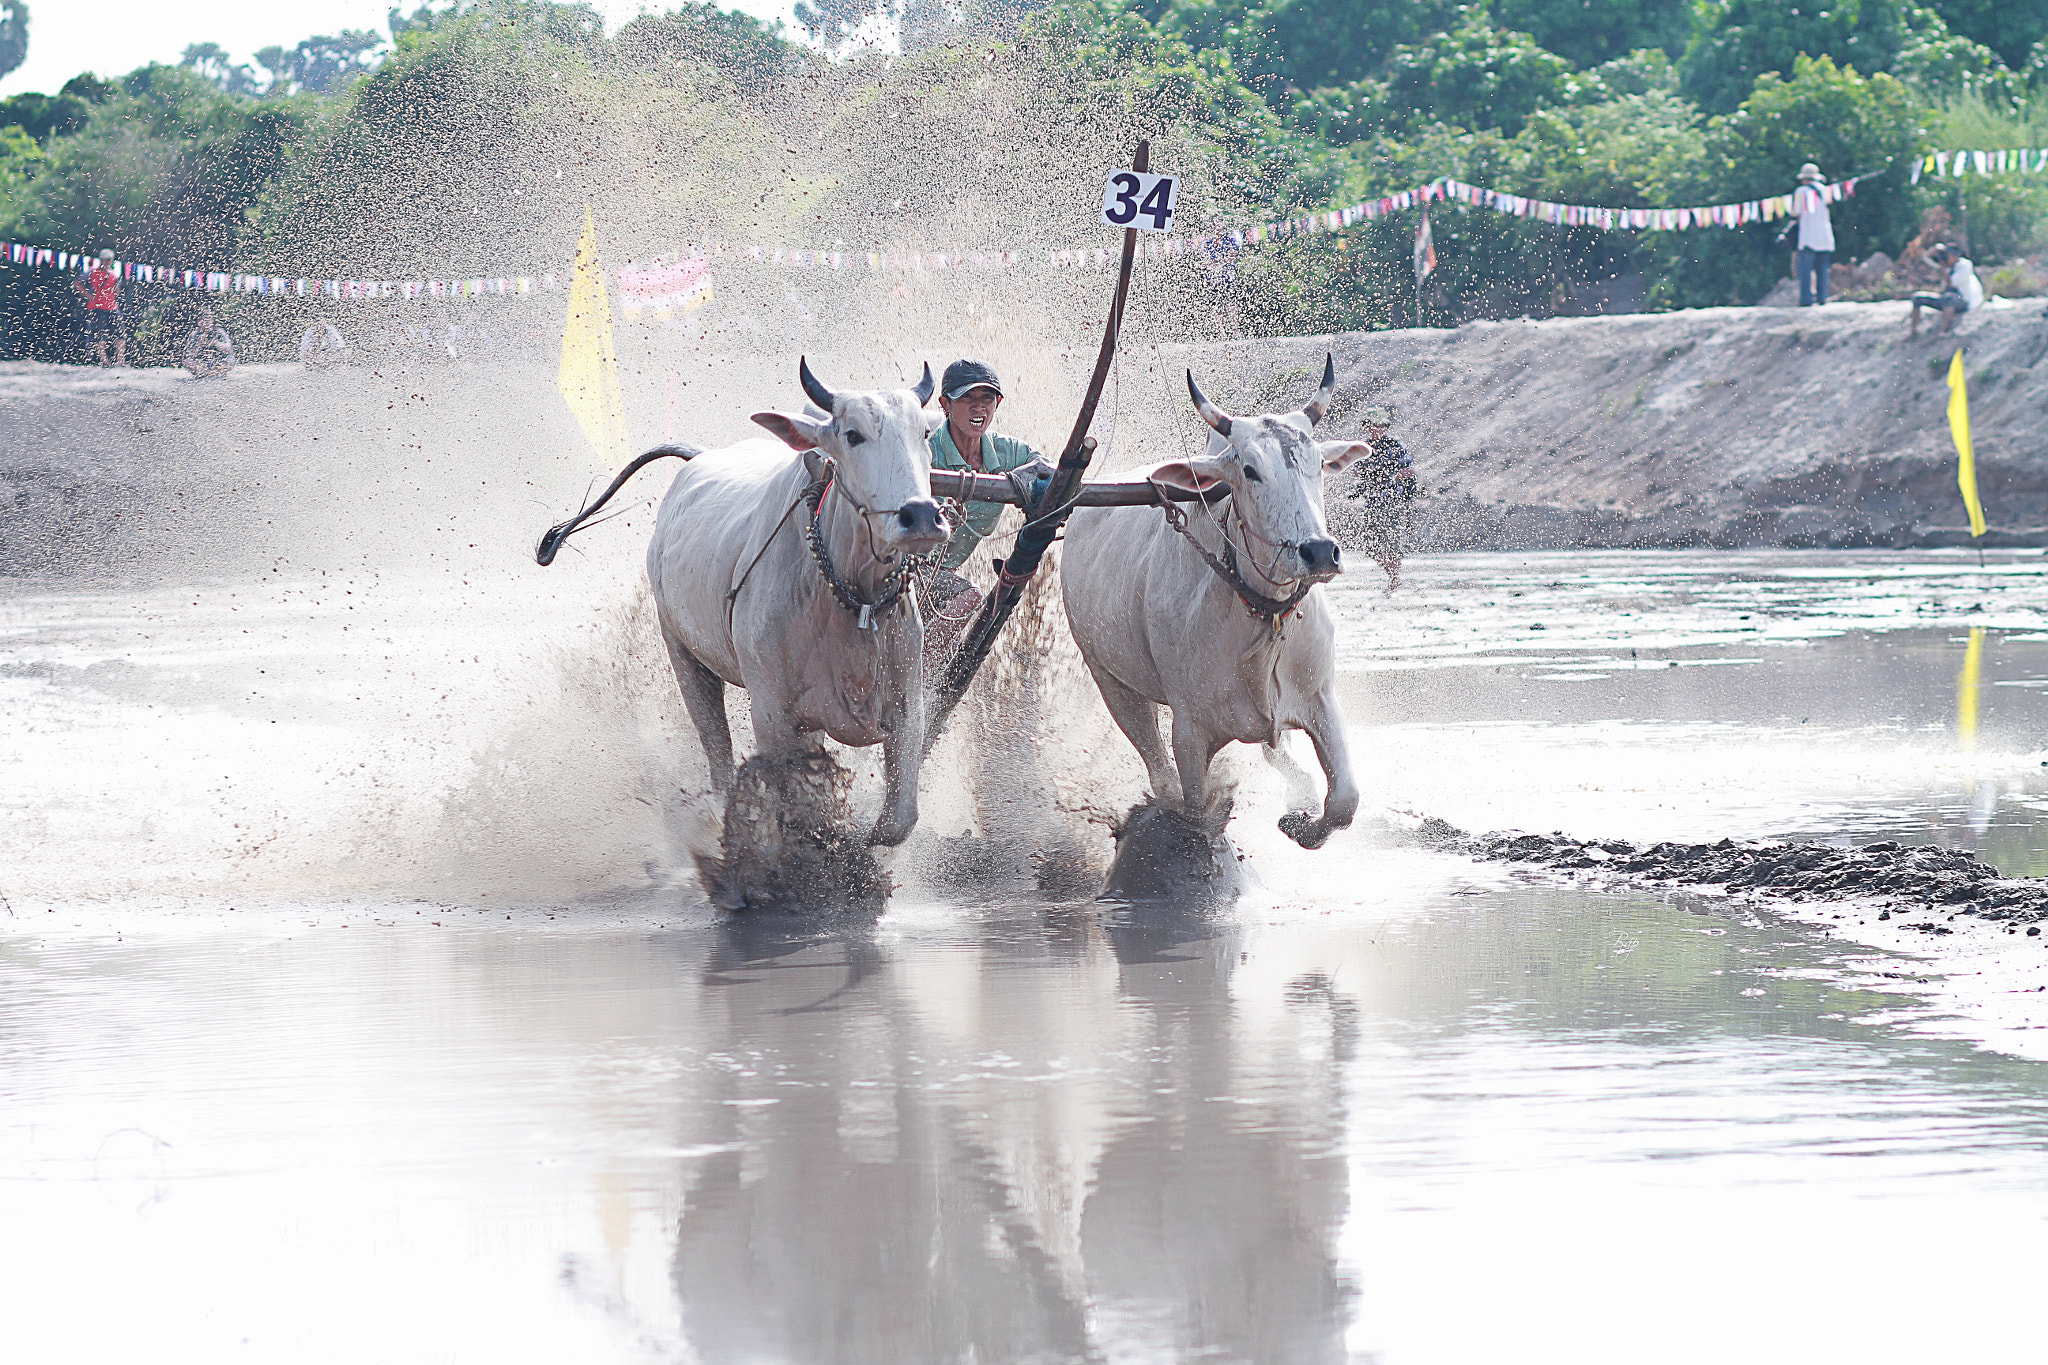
<box><xmin>1100</xmin><ymin>801</ymin><xmax>1249</xmax><ymax>905</ymax></box>
<box><xmin>1431</xmin><ymin>818</ymin><xmax>2048</xmax><ymax>932</ymax></box>
<box><xmin>696</xmin><ymin>752</ymin><xmax>889</xmax><ymax>917</ymax></box>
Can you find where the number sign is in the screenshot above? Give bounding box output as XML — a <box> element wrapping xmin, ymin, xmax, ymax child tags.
<box><xmin>1100</xmin><ymin>170</ymin><xmax>1180</xmax><ymax>234</ymax></box>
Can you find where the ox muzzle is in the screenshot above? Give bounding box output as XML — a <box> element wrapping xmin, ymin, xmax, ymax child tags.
<box><xmin>1297</xmin><ymin>537</ymin><xmax>1342</xmax><ymax>580</ymax></box>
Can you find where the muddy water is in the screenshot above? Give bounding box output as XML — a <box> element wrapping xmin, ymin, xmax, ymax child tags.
<box><xmin>11</xmin><ymin>548</ymin><xmax>2048</xmax><ymax>1363</ymax></box>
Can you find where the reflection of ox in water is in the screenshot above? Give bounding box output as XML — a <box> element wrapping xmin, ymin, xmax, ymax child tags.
<box><xmin>1064</xmin><ymin>358</ymin><xmax>1372</xmax><ymax>896</ymax></box>
<box><xmin>539</xmin><ymin>360</ymin><xmax>949</xmax><ymax>913</ymax></box>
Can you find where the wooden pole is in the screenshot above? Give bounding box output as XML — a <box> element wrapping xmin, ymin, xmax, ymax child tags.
<box><xmin>924</xmin><ymin>138</ymin><xmax>1150</xmax><ymax>754</ymax></box>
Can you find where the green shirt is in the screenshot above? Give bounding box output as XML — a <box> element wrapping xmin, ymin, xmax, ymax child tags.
<box><xmin>930</xmin><ymin>424</ymin><xmax>1043</xmax><ymax>572</ymax></box>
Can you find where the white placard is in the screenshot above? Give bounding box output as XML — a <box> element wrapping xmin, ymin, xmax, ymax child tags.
<box><xmin>1100</xmin><ymin>170</ymin><xmax>1181</xmax><ymax>234</ymax></box>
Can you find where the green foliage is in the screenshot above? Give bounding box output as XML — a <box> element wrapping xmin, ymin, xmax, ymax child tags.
<box><xmin>255</xmin><ymin>31</ymin><xmax>387</xmax><ymax>95</ymax></box>
<box><xmin>0</xmin><ymin>1</ymin><xmax>24</xmax><ymax>83</ymax></box>
<box><xmin>1380</xmin><ymin>13</ymin><xmax>1603</xmax><ymax>135</ymax></box>
<box><xmin>1490</xmin><ymin>0</ymin><xmax>1690</xmax><ymax>69</ymax></box>
<box><xmin>1924</xmin><ymin>0</ymin><xmax>2048</xmax><ymax>71</ymax></box>
<box><xmin>1153</xmin><ymin>0</ymin><xmax>1453</xmax><ymax>93</ymax></box>
<box><xmin>1892</xmin><ymin>5</ymin><xmax>2028</xmax><ymax>105</ymax></box>
<box><xmin>1680</xmin><ymin>0</ymin><xmax>1910</xmax><ymax>114</ymax></box>
<box><xmin>612</xmin><ymin>4</ymin><xmax>792</xmax><ymax>84</ymax></box>
<box><xmin>1652</xmin><ymin>54</ymin><xmax>1923</xmax><ymax>307</ymax></box>
<box><xmin>1915</xmin><ymin>92</ymin><xmax>2048</xmax><ymax>262</ymax></box>
<box><xmin>57</xmin><ymin>72</ymin><xmax>113</xmax><ymax>104</ymax></box>
<box><xmin>0</xmin><ymin>64</ymin><xmax>320</xmax><ymax>359</ymax></box>
<box><xmin>180</xmin><ymin>43</ymin><xmax>264</xmax><ymax>96</ymax></box>
<box><xmin>0</xmin><ymin>91</ymin><xmax>87</xmax><ymax>142</ymax></box>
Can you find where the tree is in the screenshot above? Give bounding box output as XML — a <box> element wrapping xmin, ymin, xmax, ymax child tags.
<box><xmin>1378</xmin><ymin>13</ymin><xmax>1595</xmax><ymax>135</ymax></box>
<box><xmin>254</xmin><ymin>31</ymin><xmax>386</xmax><ymax>95</ymax></box>
<box><xmin>1490</xmin><ymin>0</ymin><xmax>1690</xmax><ymax>69</ymax></box>
<box><xmin>0</xmin><ymin>1</ymin><xmax>25</xmax><ymax>83</ymax></box>
<box><xmin>0</xmin><ymin>90</ymin><xmax>87</xmax><ymax>141</ymax></box>
<box><xmin>180</xmin><ymin>42</ymin><xmax>263</xmax><ymax>95</ymax></box>
<box><xmin>1148</xmin><ymin>0</ymin><xmax>1453</xmax><ymax>94</ymax></box>
<box><xmin>1679</xmin><ymin>0</ymin><xmax>1910</xmax><ymax>114</ymax></box>
<box><xmin>1924</xmin><ymin>0</ymin><xmax>2048</xmax><ymax>72</ymax></box>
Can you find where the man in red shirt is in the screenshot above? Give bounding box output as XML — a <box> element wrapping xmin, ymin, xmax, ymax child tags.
<box><xmin>72</xmin><ymin>248</ymin><xmax>126</xmax><ymax>366</ymax></box>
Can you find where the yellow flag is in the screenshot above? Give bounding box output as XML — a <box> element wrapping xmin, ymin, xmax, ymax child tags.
<box><xmin>559</xmin><ymin>206</ymin><xmax>627</xmax><ymax>466</ymax></box>
<box><xmin>1947</xmin><ymin>350</ymin><xmax>1986</xmax><ymax>537</ymax></box>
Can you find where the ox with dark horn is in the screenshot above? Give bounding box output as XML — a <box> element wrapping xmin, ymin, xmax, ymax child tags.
<box><xmin>1303</xmin><ymin>354</ymin><xmax>1337</xmax><ymax>426</ymax></box>
<box><xmin>1186</xmin><ymin>369</ymin><xmax>1233</xmax><ymax>437</ymax></box>
<box><xmin>800</xmin><ymin>356</ymin><xmax>836</xmax><ymax>412</ymax></box>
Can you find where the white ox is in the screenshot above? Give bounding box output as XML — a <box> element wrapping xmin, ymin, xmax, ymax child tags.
<box><xmin>647</xmin><ymin>360</ymin><xmax>949</xmax><ymax>849</ymax></box>
<box><xmin>1061</xmin><ymin>358</ymin><xmax>1372</xmax><ymax>849</ymax></box>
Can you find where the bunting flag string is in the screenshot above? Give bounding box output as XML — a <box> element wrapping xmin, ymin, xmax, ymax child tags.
<box><xmin>1911</xmin><ymin>147</ymin><xmax>2048</xmax><ymax>182</ymax></box>
<box><xmin>0</xmin><ymin>165</ymin><xmax>1901</xmax><ymax>293</ymax></box>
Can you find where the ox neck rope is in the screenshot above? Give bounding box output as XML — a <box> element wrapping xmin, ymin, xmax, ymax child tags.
<box><xmin>1158</xmin><ymin>491</ymin><xmax>1313</xmax><ymax>632</ymax></box>
<box><xmin>803</xmin><ymin>466</ymin><xmax>928</xmax><ymax>630</ymax></box>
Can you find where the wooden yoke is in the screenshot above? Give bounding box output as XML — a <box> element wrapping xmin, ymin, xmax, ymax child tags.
<box><xmin>924</xmin><ymin>139</ymin><xmax>1153</xmax><ymax>754</ymax></box>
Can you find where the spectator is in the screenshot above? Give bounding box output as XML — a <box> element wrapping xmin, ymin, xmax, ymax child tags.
<box><xmin>297</xmin><ymin>312</ymin><xmax>350</xmax><ymax>367</ymax></box>
<box><xmin>1780</xmin><ymin>163</ymin><xmax>1834</xmax><ymax>308</ymax></box>
<box><xmin>183</xmin><ymin>308</ymin><xmax>237</xmax><ymax>378</ymax></box>
<box><xmin>71</xmin><ymin>248</ymin><xmax>126</xmax><ymax>366</ymax></box>
<box><xmin>1908</xmin><ymin>244</ymin><xmax>1984</xmax><ymax>338</ymax></box>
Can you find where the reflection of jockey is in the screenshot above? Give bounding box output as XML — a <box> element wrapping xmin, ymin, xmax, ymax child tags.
<box><xmin>1332</xmin><ymin>404</ymin><xmax>1415</xmax><ymax>590</ymax></box>
<box><xmin>922</xmin><ymin>358</ymin><xmax>1049</xmax><ymax>674</ymax></box>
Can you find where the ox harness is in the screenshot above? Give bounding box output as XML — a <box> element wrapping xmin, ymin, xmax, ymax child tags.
<box><xmin>793</xmin><ymin>466</ymin><xmax>935</xmax><ymax>630</ymax></box>
<box><xmin>1157</xmin><ymin>493</ymin><xmax>1313</xmax><ymax>632</ymax></box>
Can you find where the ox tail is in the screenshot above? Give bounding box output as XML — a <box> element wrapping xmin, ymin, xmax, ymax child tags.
<box><xmin>534</xmin><ymin>443</ymin><xmax>702</xmax><ymax>566</ymax></box>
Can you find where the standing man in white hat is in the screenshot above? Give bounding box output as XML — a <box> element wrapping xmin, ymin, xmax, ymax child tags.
<box><xmin>1787</xmin><ymin>162</ymin><xmax>1834</xmax><ymax>307</ymax></box>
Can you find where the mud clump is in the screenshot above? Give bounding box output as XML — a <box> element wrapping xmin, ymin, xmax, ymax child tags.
<box><xmin>698</xmin><ymin>752</ymin><xmax>889</xmax><ymax>917</ymax></box>
<box><xmin>1421</xmin><ymin>820</ymin><xmax>2048</xmax><ymax>928</ymax></box>
<box><xmin>1100</xmin><ymin>801</ymin><xmax>1247</xmax><ymax>906</ymax></box>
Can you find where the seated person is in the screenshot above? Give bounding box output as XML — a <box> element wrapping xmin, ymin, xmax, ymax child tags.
<box><xmin>1909</xmin><ymin>244</ymin><xmax>1984</xmax><ymax>337</ymax></box>
<box><xmin>183</xmin><ymin>309</ymin><xmax>237</xmax><ymax>377</ymax></box>
<box><xmin>298</xmin><ymin>313</ymin><xmax>350</xmax><ymax>366</ymax></box>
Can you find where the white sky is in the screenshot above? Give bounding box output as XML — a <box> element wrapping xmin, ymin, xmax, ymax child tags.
<box><xmin>0</xmin><ymin>0</ymin><xmax>801</xmax><ymax>98</ymax></box>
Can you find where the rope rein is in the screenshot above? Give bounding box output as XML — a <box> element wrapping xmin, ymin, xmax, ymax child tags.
<box><xmin>1158</xmin><ymin>491</ymin><xmax>1313</xmax><ymax>631</ymax></box>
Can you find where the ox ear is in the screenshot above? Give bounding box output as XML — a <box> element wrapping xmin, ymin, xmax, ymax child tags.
<box><xmin>1136</xmin><ymin>456</ymin><xmax>1232</xmax><ymax>494</ymax></box>
<box><xmin>923</xmin><ymin>409</ymin><xmax>944</xmax><ymax>435</ymax></box>
<box><xmin>1318</xmin><ymin>441</ymin><xmax>1374</xmax><ymax>472</ymax></box>
<box><xmin>751</xmin><ymin>410</ymin><xmax>829</xmax><ymax>451</ymax></box>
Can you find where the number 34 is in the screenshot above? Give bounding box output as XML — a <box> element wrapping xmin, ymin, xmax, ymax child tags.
<box><xmin>1100</xmin><ymin>171</ymin><xmax>1179</xmax><ymax>233</ymax></box>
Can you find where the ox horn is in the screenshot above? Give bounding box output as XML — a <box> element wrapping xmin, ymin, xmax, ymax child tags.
<box><xmin>912</xmin><ymin>361</ymin><xmax>935</xmax><ymax>407</ymax></box>
<box><xmin>1186</xmin><ymin>369</ymin><xmax>1233</xmax><ymax>437</ymax></box>
<box><xmin>799</xmin><ymin>356</ymin><xmax>836</xmax><ymax>412</ymax></box>
<box><xmin>1303</xmin><ymin>353</ymin><xmax>1337</xmax><ymax>426</ymax></box>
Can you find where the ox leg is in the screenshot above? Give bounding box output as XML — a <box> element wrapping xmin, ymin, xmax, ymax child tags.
<box><xmin>1089</xmin><ymin>663</ymin><xmax>1178</xmax><ymax>806</ymax></box>
<box><xmin>1262</xmin><ymin>737</ymin><xmax>1319</xmax><ymax>815</ymax></box>
<box><xmin>1170</xmin><ymin>710</ymin><xmax>1229</xmax><ymax>831</ymax></box>
<box><xmin>871</xmin><ymin>723</ymin><xmax>920</xmax><ymax>848</ymax></box>
<box><xmin>1277</xmin><ymin>687</ymin><xmax>1359</xmax><ymax>850</ymax></box>
<box><xmin>663</xmin><ymin>627</ymin><xmax>734</xmax><ymax>793</ymax></box>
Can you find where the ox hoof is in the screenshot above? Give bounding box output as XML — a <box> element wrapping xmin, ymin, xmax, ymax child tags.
<box><xmin>1279</xmin><ymin>810</ymin><xmax>1330</xmax><ymax>850</ymax></box>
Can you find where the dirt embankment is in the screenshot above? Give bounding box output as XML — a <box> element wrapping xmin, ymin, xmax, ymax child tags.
<box><xmin>7</xmin><ymin>296</ymin><xmax>2048</xmax><ymax>574</ymax></box>
<box><xmin>1177</xmin><ymin>297</ymin><xmax>2048</xmax><ymax>550</ymax></box>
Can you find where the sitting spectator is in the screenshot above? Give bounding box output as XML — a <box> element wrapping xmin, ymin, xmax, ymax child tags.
<box><xmin>297</xmin><ymin>313</ymin><xmax>350</xmax><ymax>367</ymax></box>
<box><xmin>183</xmin><ymin>309</ymin><xmax>237</xmax><ymax>377</ymax></box>
<box><xmin>1909</xmin><ymin>244</ymin><xmax>1984</xmax><ymax>337</ymax></box>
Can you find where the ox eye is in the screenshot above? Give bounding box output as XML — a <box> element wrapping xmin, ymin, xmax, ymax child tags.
<box><xmin>1243</xmin><ymin>464</ymin><xmax>1264</xmax><ymax>482</ymax></box>
<box><xmin>843</xmin><ymin>429</ymin><xmax>867</xmax><ymax>446</ymax></box>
